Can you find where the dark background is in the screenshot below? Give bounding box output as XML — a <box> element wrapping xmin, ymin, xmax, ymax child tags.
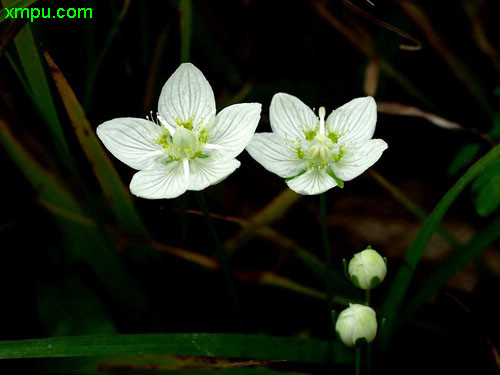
<box><xmin>1</xmin><ymin>0</ymin><xmax>499</xmax><ymax>373</ymax></box>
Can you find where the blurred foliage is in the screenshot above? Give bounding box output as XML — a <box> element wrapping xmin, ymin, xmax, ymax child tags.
<box><xmin>0</xmin><ymin>0</ymin><xmax>499</xmax><ymax>374</ymax></box>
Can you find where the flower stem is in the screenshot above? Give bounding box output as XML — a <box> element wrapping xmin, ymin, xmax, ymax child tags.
<box><xmin>194</xmin><ymin>191</ymin><xmax>241</xmax><ymax>330</ymax></box>
<box><xmin>364</xmin><ymin>289</ymin><xmax>371</xmax><ymax>375</ymax></box>
<box><xmin>320</xmin><ymin>194</ymin><xmax>334</xmax><ymax>343</ymax></box>
<box><xmin>355</xmin><ymin>347</ymin><xmax>362</xmax><ymax>375</ymax></box>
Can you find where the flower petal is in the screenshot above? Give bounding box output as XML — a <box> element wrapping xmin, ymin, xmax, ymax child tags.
<box><xmin>188</xmin><ymin>158</ymin><xmax>240</xmax><ymax>191</ymax></box>
<box><xmin>270</xmin><ymin>93</ymin><xmax>318</xmax><ymax>140</ymax></box>
<box><xmin>158</xmin><ymin>63</ymin><xmax>216</xmax><ymax>129</ymax></box>
<box><xmin>286</xmin><ymin>168</ymin><xmax>337</xmax><ymax>195</ymax></box>
<box><xmin>129</xmin><ymin>161</ymin><xmax>187</xmax><ymax>199</ymax></box>
<box><xmin>246</xmin><ymin>133</ymin><xmax>305</xmax><ymax>178</ymax></box>
<box><xmin>96</xmin><ymin>118</ymin><xmax>164</xmax><ymax>170</ymax></box>
<box><xmin>207</xmin><ymin>103</ymin><xmax>262</xmax><ymax>159</ymax></box>
<box><xmin>326</xmin><ymin>97</ymin><xmax>377</xmax><ymax>144</ymax></box>
<box><xmin>330</xmin><ymin>139</ymin><xmax>388</xmax><ymax>181</ymax></box>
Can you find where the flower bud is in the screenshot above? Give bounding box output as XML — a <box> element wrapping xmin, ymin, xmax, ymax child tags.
<box><xmin>348</xmin><ymin>248</ymin><xmax>386</xmax><ymax>290</ymax></box>
<box><xmin>335</xmin><ymin>304</ymin><xmax>377</xmax><ymax>347</ymax></box>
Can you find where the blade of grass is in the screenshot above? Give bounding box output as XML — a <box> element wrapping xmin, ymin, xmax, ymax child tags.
<box><xmin>184</xmin><ymin>209</ymin><xmax>357</xmax><ymax>299</ymax></box>
<box><xmin>368</xmin><ymin>169</ymin><xmax>461</xmax><ymax>247</ymax></box>
<box><xmin>380</xmin><ymin>143</ymin><xmax>500</xmax><ymax>345</ymax></box>
<box><xmin>2</xmin><ymin>0</ymin><xmax>72</xmax><ymax>166</ymax></box>
<box><xmin>36</xmin><ymin>196</ymin><xmax>338</xmax><ymax>305</ymax></box>
<box><xmin>0</xmin><ymin>0</ymin><xmax>37</xmax><ymax>22</ymax></box>
<box><xmin>225</xmin><ymin>189</ymin><xmax>302</xmax><ymax>253</ymax></box>
<box><xmin>0</xmin><ymin>333</ymin><xmax>353</xmax><ymax>363</ymax></box>
<box><xmin>43</xmin><ymin>51</ymin><xmax>148</xmax><ymax>237</ymax></box>
<box><xmin>0</xmin><ymin>17</ymin><xmax>25</xmax><ymax>55</ymax></box>
<box><xmin>41</xmin><ymin>355</ymin><xmax>289</xmax><ymax>374</ymax></box>
<box><xmin>402</xmin><ymin>214</ymin><xmax>500</xmax><ymax>324</ymax></box>
<box><xmin>142</xmin><ymin>25</ymin><xmax>170</xmax><ymax>114</ymax></box>
<box><xmin>0</xmin><ymin>116</ymin><xmax>144</xmax><ymax>307</ymax></box>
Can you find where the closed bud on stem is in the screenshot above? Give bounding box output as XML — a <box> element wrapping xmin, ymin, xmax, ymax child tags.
<box><xmin>335</xmin><ymin>303</ymin><xmax>377</xmax><ymax>347</ymax></box>
<box><xmin>348</xmin><ymin>248</ymin><xmax>387</xmax><ymax>290</ymax></box>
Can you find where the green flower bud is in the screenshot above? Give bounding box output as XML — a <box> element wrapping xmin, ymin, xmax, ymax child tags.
<box><xmin>348</xmin><ymin>248</ymin><xmax>387</xmax><ymax>290</ymax></box>
<box><xmin>335</xmin><ymin>303</ymin><xmax>377</xmax><ymax>347</ymax></box>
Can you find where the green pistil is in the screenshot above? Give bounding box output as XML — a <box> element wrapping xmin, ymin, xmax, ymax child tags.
<box><xmin>303</xmin><ymin>129</ymin><xmax>317</xmax><ymax>141</ymax></box>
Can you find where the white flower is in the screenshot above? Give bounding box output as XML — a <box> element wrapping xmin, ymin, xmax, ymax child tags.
<box><xmin>246</xmin><ymin>93</ymin><xmax>388</xmax><ymax>195</ymax></box>
<box><xmin>335</xmin><ymin>303</ymin><xmax>378</xmax><ymax>347</ymax></box>
<box><xmin>97</xmin><ymin>63</ymin><xmax>261</xmax><ymax>199</ymax></box>
<box><xmin>348</xmin><ymin>248</ymin><xmax>387</xmax><ymax>290</ymax></box>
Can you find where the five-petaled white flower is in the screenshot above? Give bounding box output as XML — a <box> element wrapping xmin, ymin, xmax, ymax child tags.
<box><xmin>97</xmin><ymin>63</ymin><xmax>261</xmax><ymax>199</ymax></box>
<box><xmin>246</xmin><ymin>93</ymin><xmax>388</xmax><ymax>195</ymax></box>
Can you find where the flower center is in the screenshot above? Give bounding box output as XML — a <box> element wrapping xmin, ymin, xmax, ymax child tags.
<box><xmin>156</xmin><ymin>126</ymin><xmax>209</xmax><ymax>161</ymax></box>
<box><xmin>308</xmin><ymin>133</ymin><xmax>335</xmax><ymax>161</ymax></box>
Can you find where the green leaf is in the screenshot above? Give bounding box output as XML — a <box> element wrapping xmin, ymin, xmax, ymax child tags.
<box><xmin>0</xmin><ymin>0</ymin><xmax>37</xmax><ymax>23</ymax></box>
<box><xmin>43</xmin><ymin>51</ymin><xmax>148</xmax><ymax>237</ymax></box>
<box><xmin>401</xmin><ymin>215</ymin><xmax>500</xmax><ymax>325</ymax></box>
<box><xmin>0</xmin><ymin>334</ymin><xmax>353</xmax><ymax>364</ymax></box>
<box><xmin>472</xmin><ymin>159</ymin><xmax>500</xmax><ymax>217</ymax></box>
<box><xmin>1</xmin><ymin>0</ymin><xmax>72</xmax><ymax>167</ymax></box>
<box><xmin>448</xmin><ymin>143</ymin><xmax>480</xmax><ymax>175</ymax></box>
<box><xmin>380</xmin><ymin>143</ymin><xmax>500</xmax><ymax>346</ymax></box>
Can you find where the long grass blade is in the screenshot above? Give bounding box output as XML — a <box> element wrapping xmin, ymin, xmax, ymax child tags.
<box><xmin>0</xmin><ymin>0</ymin><xmax>37</xmax><ymax>23</ymax></box>
<box><xmin>43</xmin><ymin>51</ymin><xmax>148</xmax><ymax>237</ymax></box>
<box><xmin>380</xmin><ymin>143</ymin><xmax>500</xmax><ymax>345</ymax></box>
<box><xmin>402</xmin><ymin>214</ymin><xmax>500</xmax><ymax>324</ymax></box>
<box><xmin>0</xmin><ymin>333</ymin><xmax>353</xmax><ymax>363</ymax></box>
<box><xmin>225</xmin><ymin>189</ymin><xmax>301</xmax><ymax>252</ymax></box>
<box><xmin>2</xmin><ymin>0</ymin><xmax>72</xmax><ymax>165</ymax></box>
<box><xmin>0</xmin><ymin>116</ymin><xmax>144</xmax><ymax>307</ymax></box>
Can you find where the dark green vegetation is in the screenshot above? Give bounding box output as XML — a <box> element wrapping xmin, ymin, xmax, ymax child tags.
<box><xmin>0</xmin><ymin>0</ymin><xmax>499</xmax><ymax>374</ymax></box>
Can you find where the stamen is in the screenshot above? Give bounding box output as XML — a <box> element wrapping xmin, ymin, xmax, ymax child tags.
<box><xmin>183</xmin><ymin>158</ymin><xmax>190</xmax><ymax>183</ymax></box>
<box><xmin>158</xmin><ymin>114</ymin><xmax>176</xmax><ymax>135</ymax></box>
<box><xmin>319</xmin><ymin>106</ymin><xmax>326</xmax><ymax>136</ymax></box>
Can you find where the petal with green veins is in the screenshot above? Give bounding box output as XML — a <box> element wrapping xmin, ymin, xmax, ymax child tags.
<box><xmin>286</xmin><ymin>168</ymin><xmax>338</xmax><ymax>195</ymax></box>
<box><xmin>129</xmin><ymin>161</ymin><xmax>187</xmax><ymax>199</ymax></box>
<box><xmin>327</xmin><ymin>97</ymin><xmax>377</xmax><ymax>144</ymax></box>
<box><xmin>208</xmin><ymin>103</ymin><xmax>262</xmax><ymax>159</ymax></box>
<box><xmin>188</xmin><ymin>158</ymin><xmax>241</xmax><ymax>191</ymax></box>
<box><xmin>158</xmin><ymin>63</ymin><xmax>216</xmax><ymax>130</ymax></box>
<box><xmin>270</xmin><ymin>93</ymin><xmax>318</xmax><ymax>140</ymax></box>
<box><xmin>246</xmin><ymin>133</ymin><xmax>304</xmax><ymax>178</ymax></box>
<box><xmin>330</xmin><ymin>139</ymin><xmax>388</xmax><ymax>181</ymax></box>
<box><xmin>96</xmin><ymin>117</ymin><xmax>164</xmax><ymax>170</ymax></box>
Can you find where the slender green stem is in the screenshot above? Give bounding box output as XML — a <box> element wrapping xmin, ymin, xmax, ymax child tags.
<box><xmin>355</xmin><ymin>347</ymin><xmax>361</xmax><ymax>375</ymax></box>
<box><xmin>364</xmin><ymin>289</ymin><xmax>371</xmax><ymax>375</ymax></box>
<box><xmin>320</xmin><ymin>194</ymin><xmax>335</xmax><ymax>354</ymax></box>
<box><xmin>194</xmin><ymin>191</ymin><xmax>241</xmax><ymax>330</ymax></box>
